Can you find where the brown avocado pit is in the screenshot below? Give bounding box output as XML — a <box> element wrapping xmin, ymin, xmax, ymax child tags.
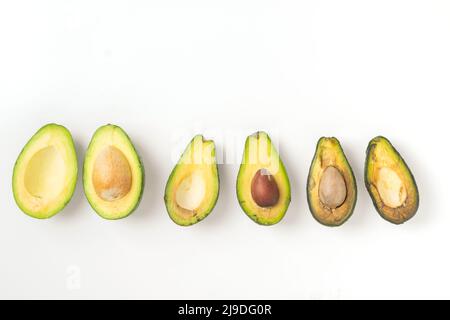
<box><xmin>319</xmin><ymin>166</ymin><xmax>347</xmax><ymax>209</ymax></box>
<box><xmin>251</xmin><ymin>168</ymin><xmax>280</xmax><ymax>208</ymax></box>
<box><xmin>237</xmin><ymin>132</ymin><xmax>291</xmax><ymax>226</ymax></box>
<box><xmin>92</xmin><ymin>146</ymin><xmax>132</xmax><ymax>202</ymax></box>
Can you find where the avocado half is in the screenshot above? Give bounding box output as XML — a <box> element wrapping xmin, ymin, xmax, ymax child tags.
<box><xmin>236</xmin><ymin>132</ymin><xmax>291</xmax><ymax>226</ymax></box>
<box><xmin>365</xmin><ymin>136</ymin><xmax>419</xmax><ymax>224</ymax></box>
<box><xmin>12</xmin><ymin>124</ymin><xmax>78</xmax><ymax>219</ymax></box>
<box><xmin>164</xmin><ymin>135</ymin><xmax>220</xmax><ymax>226</ymax></box>
<box><xmin>307</xmin><ymin>137</ymin><xmax>357</xmax><ymax>226</ymax></box>
<box><xmin>83</xmin><ymin>124</ymin><xmax>144</xmax><ymax>220</ymax></box>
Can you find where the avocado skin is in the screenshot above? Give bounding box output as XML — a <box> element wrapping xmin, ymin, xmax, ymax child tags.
<box><xmin>306</xmin><ymin>137</ymin><xmax>357</xmax><ymax>227</ymax></box>
<box><xmin>364</xmin><ymin>136</ymin><xmax>419</xmax><ymax>225</ymax></box>
<box><xmin>83</xmin><ymin>124</ymin><xmax>145</xmax><ymax>220</ymax></box>
<box><xmin>236</xmin><ymin>185</ymin><xmax>291</xmax><ymax>226</ymax></box>
<box><xmin>236</xmin><ymin>131</ymin><xmax>291</xmax><ymax>226</ymax></box>
<box><xmin>164</xmin><ymin>165</ymin><xmax>220</xmax><ymax>227</ymax></box>
<box><xmin>12</xmin><ymin>123</ymin><xmax>78</xmax><ymax>219</ymax></box>
<box><xmin>164</xmin><ymin>135</ymin><xmax>220</xmax><ymax>227</ymax></box>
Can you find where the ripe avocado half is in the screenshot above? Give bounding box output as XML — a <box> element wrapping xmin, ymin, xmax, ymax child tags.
<box><xmin>236</xmin><ymin>132</ymin><xmax>291</xmax><ymax>226</ymax></box>
<box><xmin>164</xmin><ymin>135</ymin><xmax>220</xmax><ymax>226</ymax></box>
<box><xmin>83</xmin><ymin>125</ymin><xmax>144</xmax><ymax>220</ymax></box>
<box><xmin>12</xmin><ymin>124</ymin><xmax>78</xmax><ymax>219</ymax></box>
<box><xmin>365</xmin><ymin>136</ymin><xmax>419</xmax><ymax>224</ymax></box>
<box><xmin>307</xmin><ymin>137</ymin><xmax>357</xmax><ymax>226</ymax></box>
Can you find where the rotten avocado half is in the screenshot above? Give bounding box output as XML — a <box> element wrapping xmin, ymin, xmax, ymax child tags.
<box><xmin>164</xmin><ymin>135</ymin><xmax>220</xmax><ymax>226</ymax></box>
<box><xmin>236</xmin><ymin>132</ymin><xmax>291</xmax><ymax>225</ymax></box>
<box><xmin>83</xmin><ymin>125</ymin><xmax>144</xmax><ymax>220</ymax></box>
<box><xmin>365</xmin><ymin>136</ymin><xmax>419</xmax><ymax>224</ymax></box>
<box><xmin>307</xmin><ymin>137</ymin><xmax>357</xmax><ymax>226</ymax></box>
<box><xmin>12</xmin><ymin>124</ymin><xmax>78</xmax><ymax>219</ymax></box>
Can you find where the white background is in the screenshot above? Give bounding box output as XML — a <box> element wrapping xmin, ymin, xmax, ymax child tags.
<box><xmin>0</xmin><ymin>0</ymin><xmax>449</xmax><ymax>300</ymax></box>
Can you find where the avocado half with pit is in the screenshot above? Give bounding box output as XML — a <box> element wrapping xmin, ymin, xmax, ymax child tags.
<box><xmin>365</xmin><ymin>136</ymin><xmax>419</xmax><ymax>224</ymax></box>
<box><xmin>12</xmin><ymin>124</ymin><xmax>78</xmax><ymax>219</ymax></box>
<box><xmin>307</xmin><ymin>137</ymin><xmax>357</xmax><ymax>226</ymax></box>
<box><xmin>164</xmin><ymin>135</ymin><xmax>220</xmax><ymax>226</ymax></box>
<box><xmin>83</xmin><ymin>125</ymin><xmax>144</xmax><ymax>220</ymax></box>
<box><xmin>236</xmin><ymin>132</ymin><xmax>291</xmax><ymax>225</ymax></box>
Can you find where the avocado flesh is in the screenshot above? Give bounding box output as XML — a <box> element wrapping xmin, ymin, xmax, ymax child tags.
<box><xmin>83</xmin><ymin>125</ymin><xmax>144</xmax><ymax>220</ymax></box>
<box><xmin>164</xmin><ymin>135</ymin><xmax>219</xmax><ymax>226</ymax></box>
<box><xmin>236</xmin><ymin>132</ymin><xmax>291</xmax><ymax>226</ymax></box>
<box><xmin>12</xmin><ymin>124</ymin><xmax>78</xmax><ymax>219</ymax></box>
<box><xmin>307</xmin><ymin>137</ymin><xmax>357</xmax><ymax>226</ymax></box>
<box><xmin>365</xmin><ymin>136</ymin><xmax>419</xmax><ymax>224</ymax></box>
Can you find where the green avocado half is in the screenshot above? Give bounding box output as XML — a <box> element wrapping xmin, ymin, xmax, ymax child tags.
<box><xmin>307</xmin><ymin>137</ymin><xmax>357</xmax><ymax>226</ymax></box>
<box><xmin>365</xmin><ymin>136</ymin><xmax>419</xmax><ymax>224</ymax></box>
<box><xmin>236</xmin><ymin>132</ymin><xmax>291</xmax><ymax>226</ymax></box>
<box><xmin>164</xmin><ymin>135</ymin><xmax>220</xmax><ymax>226</ymax></box>
<box><xmin>83</xmin><ymin>124</ymin><xmax>144</xmax><ymax>220</ymax></box>
<box><xmin>12</xmin><ymin>124</ymin><xmax>78</xmax><ymax>219</ymax></box>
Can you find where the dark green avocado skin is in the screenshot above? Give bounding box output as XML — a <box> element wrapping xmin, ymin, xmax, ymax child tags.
<box><xmin>364</xmin><ymin>136</ymin><xmax>419</xmax><ymax>225</ymax></box>
<box><xmin>306</xmin><ymin>137</ymin><xmax>357</xmax><ymax>227</ymax></box>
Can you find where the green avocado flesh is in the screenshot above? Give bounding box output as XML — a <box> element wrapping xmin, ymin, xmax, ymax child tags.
<box><xmin>12</xmin><ymin>124</ymin><xmax>78</xmax><ymax>219</ymax></box>
<box><xmin>83</xmin><ymin>125</ymin><xmax>144</xmax><ymax>220</ymax></box>
<box><xmin>307</xmin><ymin>137</ymin><xmax>357</xmax><ymax>226</ymax></box>
<box><xmin>236</xmin><ymin>132</ymin><xmax>291</xmax><ymax>226</ymax></box>
<box><xmin>164</xmin><ymin>135</ymin><xmax>220</xmax><ymax>226</ymax></box>
<box><xmin>365</xmin><ymin>136</ymin><xmax>419</xmax><ymax>224</ymax></box>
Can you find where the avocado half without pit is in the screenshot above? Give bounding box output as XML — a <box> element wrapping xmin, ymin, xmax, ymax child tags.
<box><xmin>12</xmin><ymin>124</ymin><xmax>78</xmax><ymax>219</ymax></box>
<box><xmin>164</xmin><ymin>135</ymin><xmax>220</xmax><ymax>226</ymax></box>
<box><xmin>307</xmin><ymin>137</ymin><xmax>357</xmax><ymax>226</ymax></box>
<box><xmin>83</xmin><ymin>125</ymin><xmax>144</xmax><ymax>220</ymax></box>
<box><xmin>365</xmin><ymin>136</ymin><xmax>419</xmax><ymax>224</ymax></box>
<box><xmin>237</xmin><ymin>132</ymin><xmax>291</xmax><ymax>226</ymax></box>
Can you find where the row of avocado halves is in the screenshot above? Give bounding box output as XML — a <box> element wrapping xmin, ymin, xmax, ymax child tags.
<box><xmin>13</xmin><ymin>124</ymin><xmax>419</xmax><ymax>226</ymax></box>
